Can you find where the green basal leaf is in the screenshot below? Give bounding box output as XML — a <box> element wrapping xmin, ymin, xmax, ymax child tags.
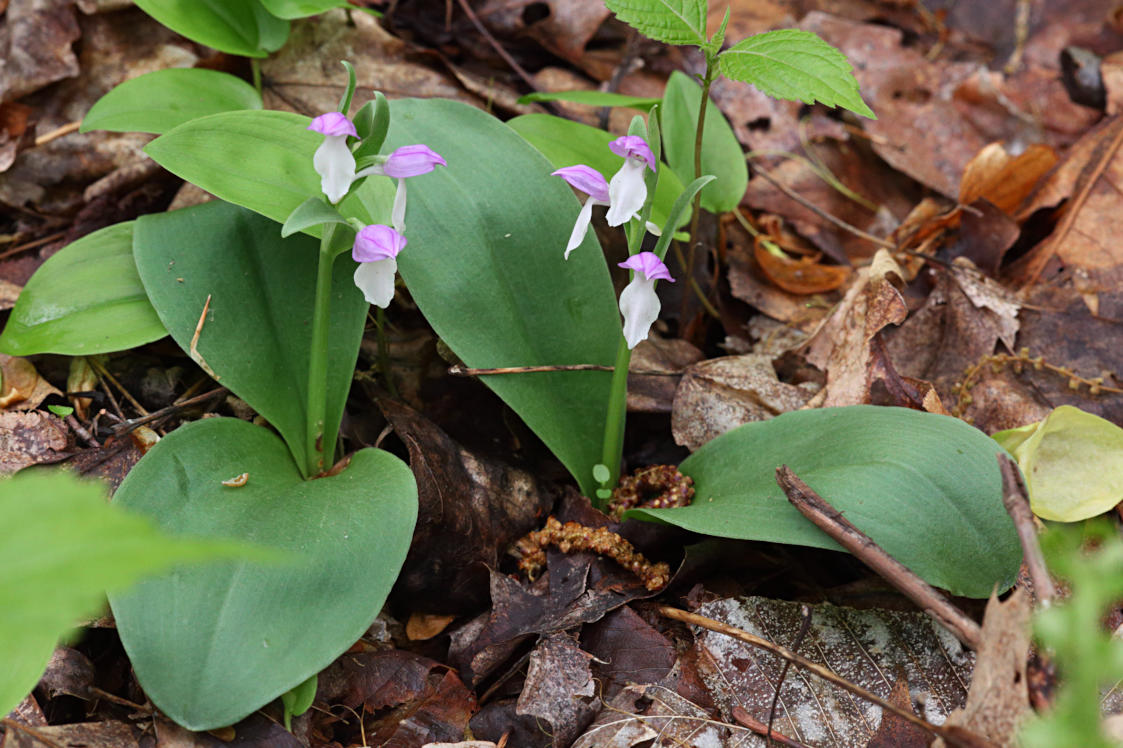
<box><xmin>0</xmin><ymin>222</ymin><xmax>166</xmax><ymax>356</ymax></box>
<box><xmin>661</xmin><ymin>70</ymin><xmax>748</xmax><ymax>213</ymax></box>
<box><xmin>653</xmin><ymin>175</ymin><xmax>714</xmax><ymax>260</ymax></box>
<box><xmin>517</xmin><ymin>90</ymin><xmax>662</xmax><ymax>110</ymax></box>
<box><xmin>0</xmin><ymin>469</ymin><xmax>263</xmax><ymax>719</ymax></box>
<box><xmin>384</xmin><ymin>99</ymin><xmax>620</xmax><ymax>497</ymax></box>
<box><xmin>144</xmin><ymin>110</ymin><xmax>396</xmax><ymax>234</ymax></box>
<box><xmin>110</xmin><ymin>417</ymin><xmax>417</xmax><ymax>730</ymax></box>
<box><xmin>81</xmin><ymin>68</ymin><xmax>262</xmax><ymax>136</ymax></box>
<box><xmin>258</xmin><ymin>0</ymin><xmax>352</xmax><ymax>18</ymax></box>
<box><xmin>133</xmin><ymin>201</ymin><xmax>367</xmax><ymax>478</ymax></box>
<box><xmin>281</xmin><ymin>197</ymin><xmax>350</xmax><ymax>238</ymax></box>
<box><xmin>281</xmin><ymin>673</ymin><xmax>317</xmax><ymax>730</ymax></box>
<box><xmin>133</xmin><ymin>0</ymin><xmax>289</xmax><ymax>57</ymax></box>
<box><xmin>631</xmin><ymin>406</ymin><xmax>1021</xmax><ymax>597</ymax></box>
<box><xmin>508</xmin><ymin>113</ymin><xmax>687</xmax><ymax>230</ymax></box>
<box><xmin>718</xmin><ymin>29</ymin><xmax>875</xmax><ymax>119</ymax></box>
<box><xmin>604</xmin><ymin>0</ymin><xmax>707</xmax><ymax>46</ymax></box>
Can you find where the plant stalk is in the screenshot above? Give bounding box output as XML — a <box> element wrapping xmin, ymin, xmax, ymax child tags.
<box><xmin>306</xmin><ymin>225</ymin><xmax>337</xmax><ymax>477</ymax></box>
<box><xmin>251</xmin><ymin>58</ymin><xmax>262</xmax><ymax>95</ymax></box>
<box><xmin>683</xmin><ymin>56</ymin><xmax>716</xmax><ymax>318</ymax></box>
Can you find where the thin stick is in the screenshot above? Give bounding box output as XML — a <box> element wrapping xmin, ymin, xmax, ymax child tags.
<box><xmin>997</xmin><ymin>454</ymin><xmax>1056</xmax><ymax>604</ymax></box>
<box><xmin>65</xmin><ymin>414</ymin><xmax>100</xmax><ymax>448</ymax></box>
<box><xmin>447</xmin><ymin>364</ymin><xmax>683</xmax><ymax>376</ymax></box>
<box><xmin>452</xmin><ymin>0</ymin><xmax>537</xmax><ymax>91</ymax></box>
<box><xmin>732</xmin><ymin>707</ymin><xmax>809</xmax><ymax>748</ymax></box>
<box><xmin>658</xmin><ymin>607</ymin><xmax>993</xmax><ymax>747</ymax></box>
<box><xmin>89</xmin><ymin>357</ymin><xmax>149</xmax><ymax>417</ymax></box>
<box><xmin>1</xmin><ymin>719</ymin><xmax>66</xmax><ymax>748</ymax></box>
<box><xmin>775</xmin><ymin>465</ymin><xmax>982</xmax><ymax>650</ymax></box>
<box><xmin>751</xmin><ymin>166</ymin><xmax>895</xmax><ymax>250</ymax></box>
<box><xmin>112</xmin><ymin>387</ymin><xmax>227</xmax><ymax>435</ymax></box>
<box><xmin>768</xmin><ymin>604</ymin><xmax>811</xmax><ymax>745</ymax></box>
<box><xmin>189</xmin><ymin>294</ymin><xmax>219</xmax><ymax>380</ymax></box>
<box><xmin>0</xmin><ymin>231</ymin><xmax>67</xmax><ymax>260</ymax></box>
<box><xmin>33</xmin><ymin>121</ymin><xmax>81</xmax><ymax>147</ymax></box>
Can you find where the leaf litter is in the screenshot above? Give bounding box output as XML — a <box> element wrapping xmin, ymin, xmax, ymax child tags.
<box><xmin>7</xmin><ymin>0</ymin><xmax>1123</xmax><ymax>745</ymax></box>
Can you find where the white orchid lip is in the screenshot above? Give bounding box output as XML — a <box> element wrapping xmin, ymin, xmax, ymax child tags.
<box><xmin>309</xmin><ymin>112</ymin><xmax>359</xmax><ymax>204</ymax></box>
<box><xmin>352</xmin><ymin>224</ymin><xmax>407</xmax><ymax>309</ymax></box>
<box><xmin>617</xmin><ymin>251</ymin><xmax>674</xmax><ymax>349</ymax></box>
<box><xmin>553</xmin><ymin>165</ymin><xmax>611</xmax><ymax>259</ymax></box>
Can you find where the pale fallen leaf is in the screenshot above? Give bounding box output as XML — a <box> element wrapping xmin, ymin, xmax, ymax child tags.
<box><xmin>0</xmin><ymin>355</ymin><xmax>61</xmax><ymax>410</ymax></box>
<box><xmin>993</xmin><ymin>405</ymin><xmax>1123</xmax><ymax>522</ymax></box>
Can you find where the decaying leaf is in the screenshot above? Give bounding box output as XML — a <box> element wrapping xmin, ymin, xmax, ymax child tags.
<box><xmin>0</xmin><ymin>410</ymin><xmax>70</xmax><ymax>474</ymax></box>
<box><xmin>693</xmin><ymin>596</ymin><xmax>974</xmax><ymax>747</ymax></box>
<box><xmin>0</xmin><ymin>355</ymin><xmax>61</xmax><ymax>410</ymax></box>
<box><xmin>802</xmin><ymin>249</ymin><xmax>907</xmax><ymax>406</ymax></box>
<box><xmin>934</xmin><ymin>590</ymin><xmax>1031</xmax><ymax>748</ymax></box>
<box><xmin>754</xmin><ymin>239</ymin><xmax>850</xmax><ymax>295</ymax></box>
<box><xmin>994</xmin><ymin>405</ymin><xmax>1123</xmax><ymax>522</ymax></box>
<box><xmin>627</xmin><ymin>337</ymin><xmax>703</xmax><ymax>414</ymax></box>
<box><xmin>516</xmin><ymin>632</ymin><xmax>597</xmax><ymax>747</ymax></box>
<box><xmin>671</xmin><ymin>353</ymin><xmax>817</xmax><ymax>452</ymax></box>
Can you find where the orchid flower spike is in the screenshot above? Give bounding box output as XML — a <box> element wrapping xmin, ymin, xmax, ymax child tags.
<box><xmin>308</xmin><ymin>112</ymin><xmax>358</xmax><ymax>204</ymax></box>
<box><xmin>352</xmin><ymin>224</ymin><xmax>408</xmax><ymax>308</ymax></box>
<box><xmin>552</xmin><ymin>165</ymin><xmax>610</xmax><ymax>259</ymax></box>
<box><xmin>355</xmin><ymin>144</ymin><xmax>446</xmax><ymax>232</ymax></box>
<box><xmin>617</xmin><ymin>252</ymin><xmax>674</xmax><ymax>349</ymax></box>
<box><xmin>606</xmin><ymin>135</ymin><xmax>655</xmax><ymax>227</ymax></box>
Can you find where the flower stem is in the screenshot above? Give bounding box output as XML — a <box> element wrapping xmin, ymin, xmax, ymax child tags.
<box><xmin>682</xmin><ymin>56</ymin><xmax>716</xmax><ymax>317</ymax></box>
<box><xmin>306</xmin><ymin>226</ymin><xmax>337</xmax><ymax>477</ymax></box>
<box><xmin>251</xmin><ymin>58</ymin><xmax>262</xmax><ymax>95</ymax></box>
<box><xmin>376</xmin><ymin>306</ymin><xmax>397</xmax><ymax>397</ymax></box>
<box><xmin>599</xmin><ymin>334</ymin><xmax>632</xmax><ymax>503</ymax></box>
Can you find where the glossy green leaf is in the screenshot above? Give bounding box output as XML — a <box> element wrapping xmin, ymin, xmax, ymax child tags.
<box><xmin>258</xmin><ymin>0</ymin><xmax>351</xmax><ymax>17</ymax></box>
<box><xmin>993</xmin><ymin>405</ymin><xmax>1123</xmax><ymax>522</ymax></box>
<box><xmin>718</xmin><ymin>30</ymin><xmax>875</xmax><ymax>119</ymax></box>
<box><xmin>604</xmin><ymin>0</ymin><xmax>707</xmax><ymax>46</ymax></box>
<box><xmin>109</xmin><ymin>417</ymin><xmax>417</xmax><ymax>730</ymax></box>
<box><xmin>1</xmin><ymin>470</ymin><xmax>260</xmax><ymax>719</ymax></box>
<box><xmin>144</xmin><ymin>110</ymin><xmax>395</xmax><ymax>233</ymax></box>
<box><xmin>517</xmin><ymin>90</ymin><xmax>662</xmax><ymax>110</ymax></box>
<box><xmin>133</xmin><ymin>201</ymin><xmax>366</xmax><ymax>477</ymax></box>
<box><xmin>508</xmin><ymin>113</ymin><xmax>686</xmax><ymax>230</ymax></box>
<box><xmin>385</xmin><ymin>100</ymin><xmax>620</xmax><ymax>497</ymax></box>
<box><xmin>133</xmin><ymin>0</ymin><xmax>289</xmax><ymax>57</ymax></box>
<box><xmin>282</xmin><ymin>196</ymin><xmax>349</xmax><ymax>237</ymax></box>
<box><xmin>661</xmin><ymin>70</ymin><xmax>748</xmax><ymax>213</ymax></box>
<box><xmin>0</xmin><ymin>222</ymin><xmax>166</xmax><ymax>356</ymax></box>
<box><xmin>81</xmin><ymin>68</ymin><xmax>262</xmax><ymax>136</ymax></box>
<box><xmin>631</xmin><ymin>406</ymin><xmax>1020</xmax><ymax>597</ymax></box>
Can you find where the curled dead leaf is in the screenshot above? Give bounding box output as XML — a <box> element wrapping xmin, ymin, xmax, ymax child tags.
<box><xmin>753</xmin><ymin>236</ymin><xmax>850</xmax><ymax>294</ymax></box>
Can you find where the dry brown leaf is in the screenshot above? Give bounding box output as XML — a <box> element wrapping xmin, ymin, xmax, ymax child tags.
<box><xmin>408</xmin><ymin>612</ymin><xmax>458</xmax><ymax>641</ymax></box>
<box><xmin>959</xmin><ymin>143</ymin><xmax>1058</xmax><ymax>215</ymax></box>
<box><xmin>479</xmin><ymin>0</ymin><xmax>610</xmax><ymax>65</ymax></box>
<box><xmin>754</xmin><ymin>240</ymin><xmax>850</xmax><ymax>295</ymax></box>
<box><xmin>0</xmin><ymin>410</ymin><xmax>69</xmax><ymax>474</ymax></box>
<box><xmin>1</xmin><ymin>720</ymin><xmax>144</xmax><ymax>748</ymax></box>
<box><xmin>694</xmin><ymin>596</ymin><xmax>974</xmax><ymax>748</ymax></box>
<box><xmin>670</xmin><ymin>353</ymin><xmax>817</xmax><ymax>451</ymax></box>
<box><xmin>934</xmin><ymin>590</ymin><xmax>1031</xmax><ymax>748</ymax></box>
<box><xmin>516</xmin><ymin>632</ymin><xmax>597</xmax><ymax>747</ymax></box>
<box><xmin>0</xmin><ymin>355</ymin><xmax>61</xmax><ymax>410</ymax></box>
<box><xmin>626</xmin><ymin>337</ymin><xmax>704</xmax><ymax>414</ymax></box>
<box><xmin>0</xmin><ymin>0</ymin><xmax>80</xmax><ymax>104</ymax></box>
<box><xmin>802</xmin><ymin>249</ymin><xmax>907</xmax><ymax>407</ymax></box>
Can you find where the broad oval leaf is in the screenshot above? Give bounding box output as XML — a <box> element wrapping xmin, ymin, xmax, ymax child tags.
<box><xmin>718</xmin><ymin>29</ymin><xmax>875</xmax><ymax>119</ymax></box>
<box><xmin>604</xmin><ymin>0</ymin><xmax>707</xmax><ymax>46</ymax></box>
<box><xmin>0</xmin><ymin>222</ymin><xmax>166</xmax><ymax>356</ymax></box>
<box><xmin>994</xmin><ymin>405</ymin><xmax>1123</xmax><ymax>522</ymax></box>
<box><xmin>661</xmin><ymin>70</ymin><xmax>748</xmax><ymax>213</ymax></box>
<box><xmin>81</xmin><ymin>68</ymin><xmax>262</xmax><ymax>135</ymax></box>
<box><xmin>385</xmin><ymin>99</ymin><xmax>620</xmax><ymax>497</ymax></box>
<box><xmin>133</xmin><ymin>0</ymin><xmax>288</xmax><ymax>57</ymax></box>
<box><xmin>144</xmin><ymin>110</ymin><xmax>395</xmax><ymax>232</ymax></box>
<box><xmin>508</xmin><ymin>113</ymin><xmax>686</xmax><ymax>230</ymax></box>
<box><xmin>0</xmin><ymin>470</ymin><xmax>259</xmax><ymax>719</ymax></box>
<box><xmin>258</xmin><ymin>0</ymin><xmax>351</xmax><ymax>17</ymax></box>
<box><xmin>133</xmin><ymin>201</ymin><xmax>366</xmax><ymax>477</ymax></box>
<box><xmin>630</xmin><ymin>406</ymin><xmax>1021</xmax><ymax>597</ymax></box>
<box><xmin>109</xmin><ymin>417</ymin><xmax>417</xmax><ymax>730</ymax></box>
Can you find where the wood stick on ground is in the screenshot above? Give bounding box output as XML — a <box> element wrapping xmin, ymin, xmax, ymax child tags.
<box><xmin>732</xmin><ymin>706</ymin><xmax>810</xmax><ymax>748</ymax></box>
<box><xmin>997</xmin><ymin>454</ymin><xmax>1056</xmax><ymax>604</ymax></box>
<box><xmin>775</xmin><ymin>465</ymin><xmax>982</xmax><ymax>650</ymax></box>
<box><xmin>448</xmin><ymin>364</ymin><xmax>682</xmax><ymax>376</ymax></box>
<box><xmin>658</xmin><ymin>606</ymin><xmax>995</xmax><ymax>748</ymax></box>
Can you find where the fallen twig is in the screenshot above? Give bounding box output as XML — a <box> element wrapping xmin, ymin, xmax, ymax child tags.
<box><xmin>775</xmin><ymin>465</ymin><xmax>982</xmax><ymax>650</ymax></box>
<box><xmin>997</xmin><ymin>454</ymin><xmax>1056</xmax><ymax>604</ymax></box>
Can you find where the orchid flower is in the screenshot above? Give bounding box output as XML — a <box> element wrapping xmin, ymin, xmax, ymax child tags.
<box><xmin>605</xmin><ymin>135</ymin><xmax>656</xmax><ymax>227</ymax></box>
<box><xmin>617</xmin><ymin>252</ymin><xmax>674</xmax><ymax>349</ymax></box>
<box><xmin>308</xmin><ymin>112</ymin><xmax>358</xmax><ymax>204</ymax></box>
<box><xmin>552</xmin><ymin>135</ymin><xmax>656</xmax><ymax>258</ymax></box>
<box><xmin>355</xmin><ymin>144</ymin><xmax>446</xmax><ymax>232</ymax></box>
<box><xmin>352</xmin><ymin>224</ymin><xmax>407</xmax><ymax>308</ymax></box>
<box><xmin>551</xmin><ymin>165</ymin><xmax>609</xmax><ymax>259</ymax></box>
